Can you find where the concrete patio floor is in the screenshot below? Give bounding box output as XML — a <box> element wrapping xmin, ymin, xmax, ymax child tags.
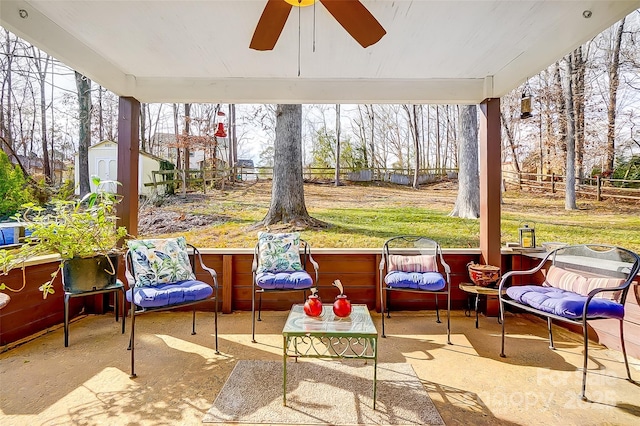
<box><xmin>1</xmin><ymin>309</ymin><xmax>639</xmax><ymax>425</ymax></box>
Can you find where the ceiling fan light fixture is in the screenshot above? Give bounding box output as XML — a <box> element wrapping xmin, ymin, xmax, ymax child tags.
<box><xmin>285</xmin><ymin>0</ymin><xmax>316</xmax><ymax>7</ymax></box>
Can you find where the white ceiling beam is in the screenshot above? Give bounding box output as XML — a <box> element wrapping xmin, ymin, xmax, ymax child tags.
<box><xmin>130</xmin><ymin>77</ymin><xmax>487</xmax><ymax>104</ymax></box>
<box><xmin>0</xmin><ymin>0</ymin><xmax>129</xmax><ymax>94</ymax></box>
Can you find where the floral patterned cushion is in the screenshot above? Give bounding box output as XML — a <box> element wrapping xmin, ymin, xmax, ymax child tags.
<box><xmin>256</xmin><ymin>232</ymin><xmax>303</xmax><ymax>274</ymax></box>
<box><xmin>127</xmin><ymin>237</ymin><xmax>196</xmax><ymax>287</ymax></box>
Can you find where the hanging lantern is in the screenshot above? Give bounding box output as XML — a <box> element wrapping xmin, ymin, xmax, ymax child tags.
<box><xmin>519</xmin><ymin>223</ymin><xmax>536</xmax><ymax>248</ymax></box>
<box><xmin>520</xmin><ymin>92</ymin><xmax>533</xmax><ymax>119</ymax></box>
<box><xmin>214</xmin><ymin>122</ymin><xmax>227</xmax><ymax>138</ymax></box>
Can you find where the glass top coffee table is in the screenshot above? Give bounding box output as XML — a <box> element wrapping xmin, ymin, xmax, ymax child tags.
<box><xmin>282</xmin><ymin>304</ymin><xmax>379</xmax><ymax>408</ymax></box>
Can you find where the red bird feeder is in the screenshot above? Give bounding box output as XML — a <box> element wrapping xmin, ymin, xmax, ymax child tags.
<box><xmin>214</xmin><ymin>122</ymin><xmax>227</xmax><ymax>138</ymax></box>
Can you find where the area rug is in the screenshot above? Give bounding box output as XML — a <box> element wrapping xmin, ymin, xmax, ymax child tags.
<box><xmin>203</xmin><ymin>360</ymin><xmax>444</xmax><ymax>425</ymax></box>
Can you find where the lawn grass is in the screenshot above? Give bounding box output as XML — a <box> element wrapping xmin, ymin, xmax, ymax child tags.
<box><xmin>144</xmin><ymin>183</ymin><xmax>640</xmax><ymax>253</ymax></box>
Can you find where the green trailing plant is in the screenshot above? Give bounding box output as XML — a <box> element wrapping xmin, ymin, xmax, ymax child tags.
<box><xmin>0</xmin><ymin>177</ymin><xmax>128</xmax><ymax>298</ymax></box>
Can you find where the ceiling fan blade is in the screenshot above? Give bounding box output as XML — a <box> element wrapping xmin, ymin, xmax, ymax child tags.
<box><xmin>320</xmin><ymin>0</ymin><xmax>386</xmax><ymax>48</ymax></box>
<box><xmin>250</xmin><ymin>0</ymin><xmax>293</xmax><ymax>51</ymax></box>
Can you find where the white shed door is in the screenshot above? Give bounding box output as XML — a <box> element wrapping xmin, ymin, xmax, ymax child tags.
<box><xmin>95</xmin><ymin>158</ymin><xmax>117</xmax><ymax>192</ymax></box>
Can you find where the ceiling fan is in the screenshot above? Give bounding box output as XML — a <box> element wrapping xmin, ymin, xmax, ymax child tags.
<box><xmin>250</xmin><ymin>0</ymin><xmax>386</xmax><ymax>51</ymax></box>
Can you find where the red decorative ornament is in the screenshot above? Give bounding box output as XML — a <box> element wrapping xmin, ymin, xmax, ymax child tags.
<box><xmin>304</xmin><ymin>288</ymin><xmax>322</xmax><ymax>317</ymax></box>
<box><xmin>332</xmin><ymin>279</ymin><xmax>352</xmax><ymax>317</ymax></box>
<box><xmin>333</xmin><ymin>295</ymin><xmax>352</xmax><ymax>318</ymax></box>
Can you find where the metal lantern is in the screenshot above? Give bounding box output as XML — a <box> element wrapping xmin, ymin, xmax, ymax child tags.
<box><xmin>520</xmin><ymin>92</ymin><xmax>533</xmax><ymax>119</ymax></box>
<box><xmin>519</xmin><ymin>223</ymin><xmax>536</xmax><ymax>248</ymax></box>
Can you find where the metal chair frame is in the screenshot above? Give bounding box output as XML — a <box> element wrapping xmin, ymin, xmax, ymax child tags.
<box><xmin>499</xmin><ymin>244</ymin><xmax>640</xmax><ymax>400</ymax></box>
<box><xmin>379</xmin><ymin>235</ymin><xmax>452</xmax><ymax>344</ymax></box>
<box><xmin>125</xmin><ymin>243</ymin><xmax>219</xmax><ymax>378</ymax></box>
<box><xmin>251</xmin><ymin>238</ymin><xmax>319</xmax><ymax>343</ymax></box>
<box><xmin>63</xmin><ymin>280</ymin><xmax>125</xmax><ymax>347</ymax></box>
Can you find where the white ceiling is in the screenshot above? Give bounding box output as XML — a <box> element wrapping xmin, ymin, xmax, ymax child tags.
<box><xmin>1</xmin><ymin>0</ymin><xmax>638</xmax><ymax>104</ymax></box>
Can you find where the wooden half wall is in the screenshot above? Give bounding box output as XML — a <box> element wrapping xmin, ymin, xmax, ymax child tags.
<box><xmin>2</xmin><ymin>249</ymin><xmax>638</xmax><ymax>360</ymax></box>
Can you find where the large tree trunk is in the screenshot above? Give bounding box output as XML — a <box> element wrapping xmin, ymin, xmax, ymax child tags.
<box><xmin>450</xmin><ymin>105</ymin><xmax>480</xmax><ymax>218</ymax></box>
<box><xmin>606</xmin><ymin>17</ymin><xmax>625</xmax><ymax>173</ymax></box>
<box><xmin>563</xmin><ymin>56</ymin><xmax>578</xmax><ymax>210</ymax></box>
<box><xmin>75</xmin><ymin>71</ymin><xmax>92</xmax><ymax>196</ymax></box>
<box><xmin>258</xmin><ymin>104</ymin><xmax>325</xmax><ymax>229</ymax></box>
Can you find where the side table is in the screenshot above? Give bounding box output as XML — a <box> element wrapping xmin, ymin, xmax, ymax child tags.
<box><xmin>459</xmin><ymin>283</ymin><xmax>501</xmax><ymax>328</ymax></box>
<box><xmin>282</xmin><ymin>304</ymin><xmax>378</xmax><ymax>409</ymax></box>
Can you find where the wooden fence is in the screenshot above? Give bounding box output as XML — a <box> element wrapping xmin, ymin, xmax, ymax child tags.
<box><xmin>503</xmin><ymin>170</ymin><xmax>640</xmax><ymax>201</ymax></box>
<box><xmin>145</xmin><ymin>166</ymin><xmax>459</xmax><ymax>194</ymax></box>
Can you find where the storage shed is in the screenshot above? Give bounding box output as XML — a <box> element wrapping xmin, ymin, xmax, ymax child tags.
<box><xmin>74</xmin><ymin>140</ymin><xmax>169</xmax><ymax>196</ymax></box>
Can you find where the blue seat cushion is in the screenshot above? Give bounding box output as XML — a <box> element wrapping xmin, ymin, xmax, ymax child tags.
<box><xmin>256</xmin><ymin>271</ymin><xmax>313</xmax><ymax>290</ymax></box>
<box><xmin>126</xmin><ymin>280</ymin><xmax>213</xmax><ymax>308</ymax></box>
<box><xmin>506</xmin><ymin>285</ymin><xmax>624</xmax><ymax>320</ymax></box>
<box><xmin>385</xmin><ymin>271</ymin><xmax>446</xmax><ymax>291</ymax></box>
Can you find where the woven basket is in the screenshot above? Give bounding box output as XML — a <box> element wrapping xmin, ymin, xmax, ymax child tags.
<box><xmin>467</xmin><ymin>262</ymin><xmax>501</xmax><ymax>287</ymax></box>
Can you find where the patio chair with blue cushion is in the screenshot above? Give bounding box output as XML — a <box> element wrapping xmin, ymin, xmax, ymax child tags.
<box><xmin>499</xmin><ymin>244</ymin><xmax>640</xmax><ymax>400</ymax></box>
<box><xmin>379</xmin><ymin>236</ymin><xmax>452</xmax><ymax>344</ymax></box>
<box><xmin>251</xmin><ymin>231</ymin><xmax>319</xmax><ymax>343</ymax></box>
<box><xmin>125</xmin><ymin>236</ymin><xmax>219</xmax><ymax>378</ymax></box>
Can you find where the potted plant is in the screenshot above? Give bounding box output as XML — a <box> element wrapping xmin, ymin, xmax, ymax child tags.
<box><xmin>0</xmin><ymin>177</ymin><xmax>128</xmax><ymax>298</ymax></box>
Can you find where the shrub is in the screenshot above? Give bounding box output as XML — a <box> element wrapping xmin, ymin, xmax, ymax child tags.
<box><xmin>0</xmin><ymin>151</ymin><xmax>34</xmax><ymax>218</ymax></box>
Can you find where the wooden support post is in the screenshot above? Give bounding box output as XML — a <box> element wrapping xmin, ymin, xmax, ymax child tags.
<box><xmin>596</xmin><ymin>175</ymin><xmax>602</xmax><ymax>201</ymax></box>
<box><xmin>375</xmin><ymin>253</ymin><xmax>382</xmax><ymax>313</ymax></box>
<box><xmin>479</xmin><ymin>98</ymin><xmax>501</xmax><ymax>269</ymax></box>
<box><xmin>222</xmin><ymin>255</ymin><xmax>233</xmax><ymax>314</ymax></box>
<box><xmin>117</xmin><ymin>97</ymin><xmax>140</xmax><ymax>237</ymax></box>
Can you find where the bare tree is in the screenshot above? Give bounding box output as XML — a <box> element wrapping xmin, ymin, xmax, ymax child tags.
<box><xmin>572</xmin><ymin>45</ymin><xmax>586</xmax><ymax>181</ymax></box>
<box><xmin>257</xmin><ymin>104</ymin><xmax>325</xmax><ymax>229</ymax></box>
<box><xmin>563</xmin><ymin>56</ymin><xmax>578</xmax><ymax>210</ymax></box>
<box><xmin>402</xmin><ymin>104</ymin><xmax>421</xmax><ymax>188</ymax></box>
<box><xmin>606</xmin><ymin>17</ymin><xmax>625</xmax><ymax>173</ymax></box>
<box><xmin>500</xmin><ymin>111</ymin><xmax>521</xmax><ymax>175</ymax></box>
<box><xmin>1</xmin><ymin>30</ymin><xmax>19</xmax><ymax>152</ymax></box>
<box><xmin>30</xmin><ymin>47</ymin><xmax>51</xmax><ymax>182</ymax></box>
<box><xmin>450</xmin><ymin>105</ymin><xmax>479</xmax><ymax>218</ymax></box>
<box><xmin>335</xmin><ymin>104</ymin><xmax>341</xmax><ymax>186</ymax></box>
<box><xmin>140</xmin><ymin>102</ymin><xmax>147</xmax><ymax>151</ymax></box>
<box><xmin>75</xmin><ymin>71</ymin><xmax>91</xmax><ymax>196</ymax></box>
<box><xmin>183</xmin><ymin>103</ymin><xmax>191</xmax><ymax>171</ymax></box>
